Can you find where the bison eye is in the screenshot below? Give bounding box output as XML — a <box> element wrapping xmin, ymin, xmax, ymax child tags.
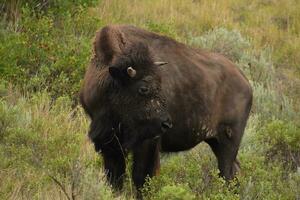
<box><xmin>138</xmin><ymin>86</ymin><xmax>150</xmax><ymax>95</ymax></box>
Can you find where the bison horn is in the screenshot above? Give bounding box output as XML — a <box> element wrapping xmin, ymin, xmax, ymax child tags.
<box><xmin>127</xmin><ymin>67</ymin><xmax>136</xmax><ymax>77</ymax></box>
<box><xmin>154</xmin><ymin>61</ymin><xmax>168</xmax><ymax>66</ymax></box>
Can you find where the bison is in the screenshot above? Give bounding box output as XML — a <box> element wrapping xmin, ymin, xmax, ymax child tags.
<box><xmin>80</xmin><ymin>25</ymin><xmax>252</xmax><ymax>197</ymax></box>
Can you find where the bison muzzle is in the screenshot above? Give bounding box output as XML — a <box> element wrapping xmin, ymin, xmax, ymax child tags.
<box><xmin>80</xmin><ymin>25</ymin><xmax>253</xmax><ymax>198</ymax></box>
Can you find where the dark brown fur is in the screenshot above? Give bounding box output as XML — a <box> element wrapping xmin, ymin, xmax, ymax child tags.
<box><xmin>80</xmin><ymin>25</ymin><xmax>253</xmax><ymax>197</ymax></box>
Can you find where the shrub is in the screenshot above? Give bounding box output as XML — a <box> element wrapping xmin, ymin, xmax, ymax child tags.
<box><xmin>257</xmin><ymin>120</ymin><xmax>300</xmax><ymax>170</ymax></box>
<box><xmin>153</xmin><ymin>184</ymin><xmax>196</xmax><ymax>200</ymax></box>
<box><xmin>251</xmin><ymin>82</ymin><xmax>297</xmax><ymax>123</ymax></box>
<box><xmin>188</xmin><ymin>28</ymin><xmax>275</xmax><ymax>85</ymax></box>
<box><xmin>189</xmin><ymin>27</ymin><xmax>251</xmax><ymax>62</ymax></box>
<box><xmin>78</xmin><ymin>167</ymin><xmax>118</xmax><ymax>200</ymax></box>
<box><xmin>0</xmin><ymin>6</ymin><xmax>102</xmax><ymax>98</ymax></box>
<box><xmin>0</xmin><ymin>91</ymin><xmax>104</xmax><ymax>199</ymax></box>
<box><xmin>238</xmin><ymin>48</ymin><xmax>275</xmax><ymax>85</ymax></box>
<box><xmin>0</xmin><ymin>0</ymin><xmax>100</xmax><ymax>22</ymax></box>
<box><xmin>238</xmin><ymin>152</ymin><xmax>300</xmax><ymax>200</ymax></box>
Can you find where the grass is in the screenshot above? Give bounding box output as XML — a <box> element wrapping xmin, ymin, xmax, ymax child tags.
<box><xmin>0</xmin><ymin>90</ymin><xmax>120</xmax><ymax>200</ymax></box>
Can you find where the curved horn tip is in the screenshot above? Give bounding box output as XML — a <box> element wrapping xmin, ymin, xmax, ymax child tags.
<box><xmin>154</xmin><ymin>61</ymin><xmax>168</xmax><ymax>66</ymax></box>
<box><xmin>127</xmin><ymin>67</ymin><xmax>136</xmax><ymax>77</ymax></box>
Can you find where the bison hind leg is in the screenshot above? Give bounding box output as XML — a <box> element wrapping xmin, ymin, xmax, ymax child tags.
<box><xmin>205</xmin><ymin>122</ymin><xmax>245</xmax><ymax>181</ymax></box>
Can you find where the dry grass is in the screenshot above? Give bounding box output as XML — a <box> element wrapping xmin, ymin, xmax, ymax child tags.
<box><xmin>93</xmin><ymin>0</ymin><xmax>300</xmax><ymax>72</ymax></box>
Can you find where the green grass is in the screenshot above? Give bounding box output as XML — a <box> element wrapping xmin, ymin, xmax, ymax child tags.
<box><xmin>0</xmin><ymin>0</ymin><xmax>300</xmax><ymax>199</ymax></box>
<box><xmin>0</xmin><ymin>91</ymin><xmax>119</xmax><ymax>200</ymax></box>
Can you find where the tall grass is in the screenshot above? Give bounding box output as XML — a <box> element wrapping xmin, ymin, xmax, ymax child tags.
<box><xmin>95</xmin><ymin>0</ymin><xmax>300</xmax><ymax>63</ymax></box>
<box><xmin>0</xmin><ymin>90</ymin><xmax>128</xmax><ymax>200</ymax></box>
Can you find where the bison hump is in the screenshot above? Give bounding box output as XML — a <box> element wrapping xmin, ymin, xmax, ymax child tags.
<box><xmin>94</xmin><ymin>25</ymin><xmax>127</xmax><ymax>65</ymax></box>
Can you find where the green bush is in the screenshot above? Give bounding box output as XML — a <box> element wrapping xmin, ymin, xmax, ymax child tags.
<box><xmin>0</xmin><ymin>92</ymin><xmax>92</xmax><ymax>198</ymax></box>
<box><xmin>188</xmin><ymin>28</ymin><xmax>275</xmax><ymax>85</ymax></box>
<box><xmin>238</xmin><ymin>152</ymin><xmax>300</xmax><ymax>200</ymax></box>
<box><xmin>257</xmin><ymin>120</ymin><xmax>300</xmax><ymax>170</ymax></box>
<box><xmin>189</xmin><ymin>27</ymin><xmax>251</xmax><ymax>62</ymax></box>
<box><xmin>251</xmin><ymin>82</ymin><xmax>297</xmax><ymax>123</ymax></box>
<box><xmin>0</xmin><ymin>6</ymin><xmax>102</xmax><ymax>98</ymax></box>
<box><xmin>153</xmin><ymin>184</ymin><xmax>196</xmax><ymax>200</ymax></box>
<box><xmin>0</xmin><ymin>0</ymin><xmax>100</xmax><ymax>22</ymax></box>
<box><xmin>239</xmin><ymin>48</ymin><xmax>275</xmax><ymax>86</ymax></box>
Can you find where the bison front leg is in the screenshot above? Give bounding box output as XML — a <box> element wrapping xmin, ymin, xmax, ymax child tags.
<box><xmin>132</xmin><ymin>138</ymin><xmax>160</xmax><ymax>198</ymax></box>
<box><xmin>101</xmin><ymin>143</ymin><xmax>126</xmax><ymax>190</ymax></box>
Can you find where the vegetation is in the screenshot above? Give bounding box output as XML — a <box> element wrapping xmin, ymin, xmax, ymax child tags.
<box><xmin>0</xmin><ymin>0</ymin><xmax>299</xmax><ymax>199</ymax></box>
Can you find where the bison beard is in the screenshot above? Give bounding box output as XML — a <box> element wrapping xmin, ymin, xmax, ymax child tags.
<box><xmin>80</xmin><ymin>25</ymin><xmax>253</xmax><ymax>199</ymax></box>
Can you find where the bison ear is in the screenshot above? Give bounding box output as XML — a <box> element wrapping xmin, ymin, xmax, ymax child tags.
<box><xmin>154</xmin><ymin>61</ymin><xmax>168</xmax><ymax>66</ymax></box>
<box><xmin>94</xmin><ymin>26</ymin><xmax>127</xmax><ymax>65</ymax></box>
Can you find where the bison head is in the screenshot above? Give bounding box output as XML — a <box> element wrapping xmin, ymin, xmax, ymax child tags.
<box><xmin>92</xmin><ymin>26</ymin><xmax>172</xmax><ymax>148</ymax></box>
<box><xmin>106</xmin><ymin>42</ymin><xmax>172</xmax><ymax>147</ymax></box>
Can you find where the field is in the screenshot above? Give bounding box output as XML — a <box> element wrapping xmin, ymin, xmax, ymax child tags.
<box><xmin>0</xmin><ymin>0</ymin><xmax>300</xmax><ymax>199</ymax></box>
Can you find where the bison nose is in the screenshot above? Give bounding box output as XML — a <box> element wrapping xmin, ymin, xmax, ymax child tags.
<box><xmin>161</xmin><ymin>117</ymin><xmax>173</xmax><ymax>132</ymax></box>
